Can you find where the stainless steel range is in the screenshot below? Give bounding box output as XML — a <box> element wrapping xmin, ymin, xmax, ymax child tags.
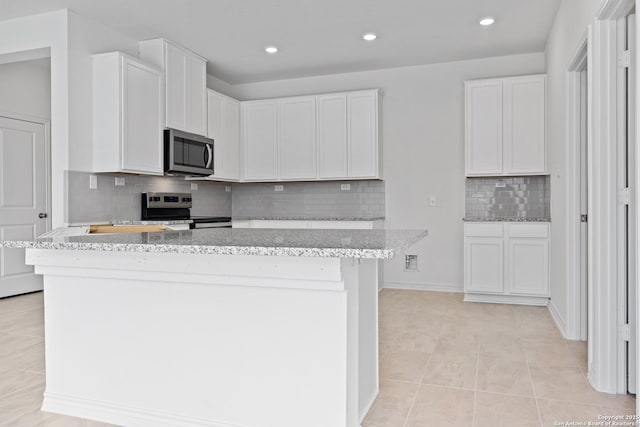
<box><xmin>141</xmin><ymin>192</ymin><xmax>231</xmax><ymax>228</ymax></box>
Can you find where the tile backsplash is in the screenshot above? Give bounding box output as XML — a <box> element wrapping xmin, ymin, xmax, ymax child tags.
<box><xmin>66</xmin><ymin>171</ymin><xmax>231</xmax><ymax>224</ymax></box>
<box><xmin>232</xmin><ymin>181</ymin><xmax>385</xmax><ymax>220</ymax></box>
<box><xmin>465</xmin><ymin>176</ymin><xmax>550</xmax><ymax>219</ymax></box>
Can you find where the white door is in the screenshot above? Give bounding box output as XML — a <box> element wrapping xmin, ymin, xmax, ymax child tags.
<box><xmin>0</xmin><ymin>116</ymin><xmax>48</xmax><ymax>298</ymax></box>
<box><xmin>465</xmin><ymin>80</ymin><xmax>503</xmax><ymax>176</ymax></box>
<box><xmin>278</xmin><ymin>97</ymin><xmax>316</xmax><ymax>180</ymax></box>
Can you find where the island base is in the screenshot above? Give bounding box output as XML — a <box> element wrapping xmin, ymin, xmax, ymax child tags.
<box><xmin>27</xmin><ymin>249</ymin><xmax>379</xmax><ymax>427</ymax></box>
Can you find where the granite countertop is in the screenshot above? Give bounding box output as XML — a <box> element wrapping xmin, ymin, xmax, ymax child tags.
<box><xmin>0</xmin><ymin>228</ymin><xmax>427</xmax><ymax>259</ymax></box>
<box><xmin>463</xmin><ymin>217</ymin><xmax>551</xmax><ymax>223</ymax></box>
<box><xmin>111</xmin><ymin>219</ymin><xmax>193</xmax><ymax>225</ymax></box>
<box><xmin>233</xmin><ymin>217</ymin><xmax>385</xmax><ymax>221</ymax></box>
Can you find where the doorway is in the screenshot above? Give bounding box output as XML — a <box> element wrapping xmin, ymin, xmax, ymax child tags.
<box><xmin>0</xmin><ymin>55</ymin><xmax>51</xmax><ymax>298</ymax></box>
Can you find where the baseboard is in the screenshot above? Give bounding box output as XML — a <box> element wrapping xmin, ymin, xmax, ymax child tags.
<box><xmin>358</xmin><ymin>387</ymin><xmax>379</xmax><ymax>424</ymax></box>
<box><xmin>463</xmin><ymin>293</ymin><xmax>549</xmax><ymax>306</ymax></box>
<box><xmin>383</xmin><ymin>281</ymin><xmax>463</xmax><ymax>293</ymax></box>
<box><xmin>547</xmin><ymin>300</ymin><xmax>568</xmax><ymax>338</ymax></box>
<box><xmin>42</xmin><ymin>392</ymin><xmax>237</xmax><ymax>427</ymax></box>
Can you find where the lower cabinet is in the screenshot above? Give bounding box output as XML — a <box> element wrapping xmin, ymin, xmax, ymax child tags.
<box><xmin>464</xmin><ymin>222</ymin><xmax>550</xmax><ymax>305</ymax></box>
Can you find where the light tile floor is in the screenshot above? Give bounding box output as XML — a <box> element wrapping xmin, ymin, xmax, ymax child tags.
<box><xmin>365</xmin><ymin>289</ymin><xmax>637</xmax><ymax>427</ymax></box>
<box><xmin>0</xmin><ymin>290</ymin><xmax>635</xmax><ymax>426</ymax></box>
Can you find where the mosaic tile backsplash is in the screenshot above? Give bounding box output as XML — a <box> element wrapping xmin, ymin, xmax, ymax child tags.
<box><xmin>465</xmin><ymin>176</ymin><xmax>550</xmax><ymax>220</ymax></box>
<box><xmin>66</xmin><ymin>171</ymin><xmax>231</xmax><ymax>224</ymax></box>
<box><xmin>232</xmin><ymin>181</ymin><xmax>385</xmax><ymax>220</ymax></box>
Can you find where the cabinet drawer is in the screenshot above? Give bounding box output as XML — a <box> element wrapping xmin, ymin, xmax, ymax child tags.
<box><xmin>464</xmin><ymin>223</ymin><xmax>504</xmax><ymax>237</ymax></box>
<box><xmin>507</xmin><ymin>223</ymin><xmax>549</xmax><ymax>238</ymax></box>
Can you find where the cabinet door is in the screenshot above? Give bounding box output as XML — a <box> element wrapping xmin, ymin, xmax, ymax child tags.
<box><xmin>317</xmin><ymin>94</ymin><xmax>348</xmax><ymax>178</ymax></box>
<box><xmin>207</xmin><ymin>90</ymin><xmax>225</xmax><ymax>177</ymax></box>
<box><xmin>504</xmin><ymin>76</ymin><xmax>546</xmax><ymax>174</ymax></box>
<box><xmin>185</xmin><ymin>54</ymin><xmax>207</xmax><ymax>136</ymax></box>
<box><xmin>278</xmin><ymin>97</ymin><xmax>317</xmax><ymax>179</ymax></box>
<box><xmin>348</xmin><ymin>92</ymin><xmax>379</xmax><ymax>178</ymax></box>
<box><xmin>507</xmin><ymin>238</ymin><xmax>549</xmax><ymax>296</ymax></box>
<box><xmin>243</xmin><ymin>101</ymin><xmax>278</xmax><ymax>180</ymax></box>
<box><xmin>164</xmin><ymin>43</ymin><xmax>186</xmax><ymax>131</ymax></box>
<box><xmin>223</xmin><ymin>98</ymin><xmax>241</xmax><ymax>180</ymax></box>
<box><xmin>121</xmin><ymin>57</ymin><xmax>163</xmax><ymax>174</ymax></box>
<box><xmin>465</xmin><ymin>80</ymin><xmax>503</xmax><ymax>175</ymax></box>
<box><xmin>464</xmin><ymin>237</ymin><xmax>504</xmax><ymax>293</ymax></box>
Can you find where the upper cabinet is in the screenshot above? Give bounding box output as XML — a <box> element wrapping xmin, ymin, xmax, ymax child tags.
<box><xmin>242</xmin><ymin>89</ymin><xmax>381</xmax><ymax>182</ymax></box>
<box><xmin>139</xmin><ymin>38</ymin><xmax>207</xmax><ymax>137</ymax></box>
<box><xmin>207</xmin><ymin>89</ymin><xmax>240</xmax><ymax>181</ymax></box>
<box><xmin>92</xmin><ymin>52</ymin><xmax>164</xmax><ymax>175</ymax></box>
<box><xmin>465</xmin><ymin>75</ymin><xmax>546</xmax><ymax>176</ymax></box>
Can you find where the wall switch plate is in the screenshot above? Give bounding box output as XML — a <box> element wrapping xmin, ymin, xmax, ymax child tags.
<box><xmin>274</xmin><ymin>185</ymin><xmax>284</xmax><ymax>192</ymax></box>
<box><xmin>225</xmin><ymin>186</ymin><xmax>231</xmax><ymax>193</ymax></box>
<box><xmin>340</xmin><ymin>184</ymin><xmax>351</xmax><ymax>191</ymax></box>
<box><xmin>89</xmin><ymin>175</ymin><xmax>98</xmax><ymax>190</ymax></box>
<box><xmin>114</xmin><ymin>177</ymin><xmax>125</xmax><ymax>187</ymax></box>
<box><xmin>191</xmin><ymin>183</ymin><xmax>198</xmax><ymax>191</ymax></box>
<box><xmin>429</xmin><ymin>195</ymin><xmax>437</xmax><ymax>207</ymax></box>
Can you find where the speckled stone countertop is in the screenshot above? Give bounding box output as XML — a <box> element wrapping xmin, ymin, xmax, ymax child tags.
<box><xmin>111</xmin><ymin>219</ymin><xmax>193</xmax><ymax>225</ymax></box>
<box><xmin>233</xmin><ymin>217</ymin><xmax>385</xmax><ymax>221</ymax></box>
<box><xmin>463</xmin><ymin>217</ymin><xmax>551</xmax><ymax>222</ymax></box>
<box><xmin>0</xmin><ymin>228</ymin><xmax>427</xmax><ymax>259</ymax></box>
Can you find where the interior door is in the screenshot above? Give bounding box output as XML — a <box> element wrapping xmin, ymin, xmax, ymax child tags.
<box><xmin>0</xmin><ymin>116</ymin><xmax>48</xmax><ymax>298</ymax></box>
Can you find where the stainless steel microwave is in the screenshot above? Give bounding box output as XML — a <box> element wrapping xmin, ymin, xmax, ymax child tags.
<box><xmin>164</xmin><ymin>128</ymin><xmax>214</xmax><ymax>176</ymax></box>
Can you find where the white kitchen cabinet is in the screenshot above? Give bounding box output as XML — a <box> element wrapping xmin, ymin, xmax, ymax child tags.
<box><xmin>503</xmin><ymin>76</ymin><xmax>546</xmax><ymax>174</ymax></box>
<box><xmin>348</xmin><ymin>91</ymin><xmax>380</xmax><ymax>178</ymax></box>
<box><xmin>278</xmin><ymin>97</ymin><xmax>317</xmax><ymax>180</ymax></box>
<box><xmin>465</xmin><ymin>75</ymin><xmax>546</xmax><ymax>176</ymax></box>
<box><xmin>464</xmin><ymin>238</ymin><xmax>504</xmax><ymax>294</ymax></box>
<box><xmin>464</xmin><ymin>222</ymin><xmax>550</xmax><ymax>305</ymax></box>
<box><xmin>242</xmin><ymin>100</ymin><xmax>279</xmax><ymax>180</ymax></box>
<box><xmin>139</xmin><ymin>38</ymin><xmax>207</xmax><ymax>136</ymax></box>
<box><xmin>317</xmin><ymin>94</ymin><xmax>348</xmax><ymax>178</ymax></box>
<box><xmin>92</xmin><ymin>52</ymin><xmax>163</xmax><ymax>175</ymax></box>
<box><xmin>233</xmin><ymin>220</ymin><xmax>381</xmax><ymax>229</ymax></box>
<box><xmin>207</xmin><ymin>89</ymin><xmax>240</xmax><ymax>181</ymax></box>
<box><xmin>241</xmin><ymin>89</ymin><xmax>381</xmax><ymax>182</ymax></box>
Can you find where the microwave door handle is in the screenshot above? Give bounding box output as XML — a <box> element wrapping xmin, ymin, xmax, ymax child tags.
<box><xmin>204</xmin><ymin>144</ymin><xmax>213</xmax><ymax>169</ymax></box>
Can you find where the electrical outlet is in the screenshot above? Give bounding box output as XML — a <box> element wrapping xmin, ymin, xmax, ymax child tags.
<box><xmin>405</xmin><ymin>255</ymin><xmax>418</xmax><ymax>271</ymax></box>
<box><xmin>495</xmin><ymin>181</ymin><xmax>506</xmax><ymax>188</ymax></box>
<box><xmin>429</xmin><ymin>195</ymin><xmax>437</xmax><ymax>207</ymax></box>
<box><xmin>89</xmin><ymin>175</ymin><xmax>98</xmax><ymax>190</ymax></box>
<box><xmin>225</xmin><ymin>186</ymin><xmax>231</xmax><ymax>193</ymax></box>
<box><xmin>114</xmin><ymin>177</ymin><xmax>125</xmax><ymax>187</ymax></box>
<box><xmin>340</xmin><ymin>184</ymin><xmax>351</xmax><ymax>191</ymax></box>
<box><xmin>191</xmin><ymin>183</ymin><xmax>199</xmax><ymax>191</ymax></box>
<box><xmin>274</xmin><ymin>185</ymin><xmax>284</xmax><ymax>192</ymax></box>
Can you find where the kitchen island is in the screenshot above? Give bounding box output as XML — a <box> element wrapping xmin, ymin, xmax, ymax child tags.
<box><xmin>1</xmin><ymin>228</ymin><xmax>427</xmax><ymax>427</ymax></box>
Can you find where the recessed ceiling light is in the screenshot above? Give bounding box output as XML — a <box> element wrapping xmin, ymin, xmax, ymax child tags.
<box><xmin>362</xmin><ymin>33</ymin><xmax>377</xmax><ymax>41</ymax></box>
<box><xmin>265</xmin><ymin>46</ymin><xmax>278</xmax><ymax>54</ymax></box>
<box><xmin>479</xmin><ymin>17</ymin><xmax>495</xmax><ymax>26</ymax></box>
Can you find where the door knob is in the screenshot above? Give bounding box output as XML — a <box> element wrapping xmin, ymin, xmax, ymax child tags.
<box><xmin>39</xmin><ymin>213</ymin><xmax>48</xmax><ymax>219</ymax></box>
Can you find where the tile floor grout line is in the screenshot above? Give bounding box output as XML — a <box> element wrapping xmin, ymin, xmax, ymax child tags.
<box><xmin>470</xmin><ymin>330</ymin><xmax>481</xmax><ymax>427</ymax></box>
<box><xmin>525</xmin><ymin>352</ymin><xmax>545</xmax><ymax>427</ymax></box>
<box><xmin>401</xmin><ymin>328</ymin><xmax>436</xmax><ymax>427</ymax></box>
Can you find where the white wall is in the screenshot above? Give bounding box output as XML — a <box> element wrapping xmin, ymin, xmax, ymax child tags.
<box><xmin>0</xmin><ymin>59</ymin><xmax>51</xmax><ymax>119</ymax></box>
<box><xmin>67</xmin><ymin>11</ymin><xmax>138</xmax><ymax>172</ymax></box>
<box><xmin>545</xmin><ymin>0</ymin><xmax>603</xmax><ymax>335</ymax></box>
<box><xmin>225</xmin><ymin>53</ymin><xmax>545</xmax><ymax>290</ymax></box>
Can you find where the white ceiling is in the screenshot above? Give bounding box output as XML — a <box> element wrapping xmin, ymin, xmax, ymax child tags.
<box><xmin>0</xmin><ymin>0</ymin><xmax>561</xmax><ymax>84</ymax></box>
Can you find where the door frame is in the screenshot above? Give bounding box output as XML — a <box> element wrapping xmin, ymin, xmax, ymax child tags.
<box><xmin>578</xmin><ymin>0</ymin><xmax>637</xmax><ymax>395</ymax></box>
<box><xmin>566</xmin><ymin>34</ymin><xmax>590</xmax><ymax>342</ymax></box>
<box><xmin>0</xmin><ymin>110</ymin><xmax>52</xmax><ymax>234</ymax></box>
